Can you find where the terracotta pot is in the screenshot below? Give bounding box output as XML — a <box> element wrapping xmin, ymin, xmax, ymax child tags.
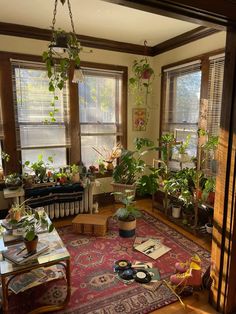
<box><xmin>24</xmin><ymin>235</ymin><xmax>38</xmax><ymax>253</ymax></box>
<box><xmin>208</xmin><ymin>192</ymin><xmax>215</xmax><ymax>205</ymax></box>
<box><xmin>141</xmin><ymin>69</ymin><xmax>152</xmax><ymax>80</ymax></box>
<box><xmin>72</xmin><ymin>173</ymin><xmax>80</xmax><ymax>183</ymax></box>
<box><xmin>10</xmin><ymin>211</ymin><xmax>21</xmax><ymax>222</ymax></box>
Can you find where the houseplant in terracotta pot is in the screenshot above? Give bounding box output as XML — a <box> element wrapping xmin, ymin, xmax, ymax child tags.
<box><xmin>113</xmin><ymin>190</ymin><xmax>141</xmax><ymax>237</ymax></box>
<box><xmin>12</xmin><ymin>209</ymin><xmax>54</xmax><ymax>253</ymax></box>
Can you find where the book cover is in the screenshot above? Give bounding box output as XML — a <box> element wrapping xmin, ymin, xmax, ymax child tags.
<box><xmin>134</xmin><ymin>239</ymin><xmax>171</xmax><ymax>260</ymax></box>
<box><xmin>3</xmin><ymin>241</ymin><xmax>49</xmax><ymax>265</ymax></box>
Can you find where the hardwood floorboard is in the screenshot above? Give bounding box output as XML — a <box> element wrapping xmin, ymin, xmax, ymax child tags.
<box><xmin>53</xmin><ymin>198</ymin><xmax>216</xmax><ymax>314</ymax></box>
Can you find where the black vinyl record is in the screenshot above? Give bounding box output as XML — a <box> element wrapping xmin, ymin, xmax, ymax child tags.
<box><xmin>114</xmin><ymin>259</ymin><xmax>131</xmax><ymax>272</ymax></box>
<box><xmin>119</xmin><ymin>268</ymin><xmax>136</xmax><ymax>280</ymax></box>
<box><xmin>134</xmin><ymin>269</ymin><xmax>152</xmax><ymax>283</ymax></box>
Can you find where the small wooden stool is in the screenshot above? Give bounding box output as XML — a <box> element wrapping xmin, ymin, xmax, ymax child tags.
<box><xmin>72</xmin><ymin>214</ymin><xmax>109</xmax><ymax>236</ymax></box>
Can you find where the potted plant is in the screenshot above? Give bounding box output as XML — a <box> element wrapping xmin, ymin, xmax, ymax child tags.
<box><xmin>111</xmin><ymin>138</ymin><xmax>154</xmax><ymax>202</ymax></box>
<box><xmin>70</xmin><ymin>164</ymin><xmax>80</xmax><ymax>183</ymax></box>
<box><xmin>13</xmin><ymin>209</ymin><xmax>54</xmax><ymax>253</ymax></box>
<box><xmin>129</xmin><ymin>58</ymin><xmax>154</xmax><ymax>106</ymax></box>
<box><xmin>23</xmin><ymin>154</ymin><xmax>54</xmax><ymax>183</ymax></box>
<box><xmin>5</xmin><ymin>173</ymin><xmax>22</xmax><ymax>190</ymax></box>
<box><xmin>202</xmin><ymin>177</ymin><xmax>216</xmax><ymax>206</ymax></box>
<box><xmin>202</xmin><ymin>135</ymin><xmax>219</xmax><ymax>174</ymax></box>
<box><xmin>8</xmin><ymin>199</ymin><xmax>29</xmax><ymax>222</ymax></box>
<box><xmin>113</xmin><ymin>190</ymin><xmax>141</xmax><ymax>237</ymax></box>
<box><xmin>176</xmin><ymin>134</ymin><xmax>191</xmax><ymax>163</ymax></box>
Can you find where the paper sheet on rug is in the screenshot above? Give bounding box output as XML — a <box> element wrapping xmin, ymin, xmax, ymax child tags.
<box><xmin>133</xmin><ymin>237</ymin><xmax>161</xmax><ymax>248</ymax></box>
<box><xmin>134</xmin><ymin>239</ymin><xmax>171</xmax><ymax>260</ymax></box>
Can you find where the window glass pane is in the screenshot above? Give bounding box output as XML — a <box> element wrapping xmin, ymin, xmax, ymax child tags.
<box><xmin>79</xmin><ymin>75</ymin><xmax>117</xmax><ymax>123</ymax></box>
<box><xmin>14</xmin><ymin>68</ymin><xmax>66</xmax><ymax>123</ymax></box>
<box><xmin>21</xmin><ymin>148</ymin><xmax>67</xmax><ymax>170</ymax></box>
<box><xmin>79</xmin><ymin>68</ymin><xmax>123</xmax><ymax>167</ymax></box>
<box><xmin>80</xmin><ymin>124</ymin><xmax>116</xmax><ymax>134</ymax></box>
<box><xmin>173</xmin><ymin>71</ymin><xmax>201</xmax><ymax>124</ymax></box>
<box><xmin>81</xmin><ymin>135</ymin><xmax>116</xmax><ymax>168</ymax></box>
<box><xmin>20</xmin><ymin>125</ymin><xmax>67</xmax><ymax>148</ymax></box>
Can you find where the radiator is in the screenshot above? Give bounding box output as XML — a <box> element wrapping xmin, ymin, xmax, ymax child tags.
<box><xmin>25</xmin><ymin>181</ymin><xmax>99</xmax><ymax>219</ymax></box>
<box><xmin>43</xmin><ymin>184</ymin><xmax>94</xmax><ymax>219</ymax></box>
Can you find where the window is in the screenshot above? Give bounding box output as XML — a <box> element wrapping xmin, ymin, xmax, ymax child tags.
<box><xmin>78</xmin><ymin>68</ymin><xmax>124</xmax><ymax>168</ymax></box>
<box><xmin>207</xmin><ymin>54</ymin><xmax>225</xmax><ymax>137</ymax></box>
<box><xmin>161</xmin><ymin>54</ymin><xmax>224</xmax><ymax>167</ymax></box>
<box><xmin>162</xmin><ymin>61</ymin><xmax>201</xmax><ymax>160</ymax></box>
<box><xmin>12</xmin><ymin>60</ymin><xmax>70</xmax><ymax>169</ymax></box>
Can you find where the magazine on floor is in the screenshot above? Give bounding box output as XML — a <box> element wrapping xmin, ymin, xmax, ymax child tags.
<box><xmin>134</xmin><ymin>238</ymin><xmax>171</xmax><ymax>260</ymax></box>
<box><xmin>9</xmin><ymin>265</ymin><xmax>65</xmax><ymax>294</ymax></box>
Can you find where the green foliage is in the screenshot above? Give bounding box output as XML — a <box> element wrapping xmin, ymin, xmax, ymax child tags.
<box><xmin>160</xmin><ymin>133</ymin><xmax>176</xmax><ymax>162</ymax></box>
<box><xmin>113</xmin><ymin>190</ymin><xmax>141</xmax><ymax>220</ymax></box>
<box><xmin>13</xmin><ymin>209</ymin><xmax>54</xmax><ymax>241</ymax></box>
<box><xmin>176</xmin><ymin>134</ymin><xmax>191</xmax><ymax>154</ymax></box>
<box><xmin>129</xmin><ymin>58</ymin><xmax>154</xmax><ymax>106</ymax></box>
<box><xmin>23</xmin><ymin>154</ymin><xmax>54</xmax><ymax>181</ymax></box>
<box><xmin>1</xmin><ymin>151</ymin><xmax>10</xmax><ymax>162</ymax></box>
<box><xmin>137</xmin><ymin>166</ymin><xmax>161</xmax><ymax>196</ymax></box>
<box><xmin>43</xmin><ymin>28</ymin><xmax>81</xmax><ymax>122</ymax></box>
<box><xmin>203</xmin><ymin>135</ymin><xmax>219</xmax><ymax>151</ymax></box>
<box><xmin>202</xmin><ymin>177</ymin><xmax>216</xmax><ymax>201</ymax></box>
<box><xmin>112</xmin><ymin>137</ymin><xmax>156</xmax><ymax>185</ymax></box>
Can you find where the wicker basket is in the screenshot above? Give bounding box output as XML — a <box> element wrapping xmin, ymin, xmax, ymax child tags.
<box><xmin>111</xmin><ymin>182</ymin><xmax>136</xmax><ymax>203</ymax></box>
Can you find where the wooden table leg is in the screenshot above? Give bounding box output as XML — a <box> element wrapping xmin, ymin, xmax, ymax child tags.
<box><xmin>65</xmin><ymin>259</ymin><xmax>71</xmax><ymax>305</ymax></box>
<box><xmin>1</xmin><ymin>275</ymin><xmax>8</xmax><ymax>314</ymax></box>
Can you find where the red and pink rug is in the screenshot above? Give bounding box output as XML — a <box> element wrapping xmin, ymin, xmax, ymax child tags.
<box><xmin>9</xmin><ymin>211</ymin><xmax>211</xmax><ymax>313</ymax></box>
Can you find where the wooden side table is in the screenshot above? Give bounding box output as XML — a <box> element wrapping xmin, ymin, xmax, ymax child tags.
<box><xmin>72</xmin><ymin>214</ymin><xmax>109</xmax><ymax>236</ymax></box>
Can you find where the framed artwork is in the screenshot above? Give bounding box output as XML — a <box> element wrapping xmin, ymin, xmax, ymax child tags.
<box><xmin>132</xmin><ymin>108</ymin><xmax>147</xmax><ymax>131</ymax></box>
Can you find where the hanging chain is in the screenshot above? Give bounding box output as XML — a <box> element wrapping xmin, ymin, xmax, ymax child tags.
<box><xmin>52</xmin><ymin>0</ymin><xmax>58</xmax><ymax>31</ymax></box>
<box><xmin>67</xmin><ymin>0</ymin><xmax>76</xmax><ymax>34</ymax></box>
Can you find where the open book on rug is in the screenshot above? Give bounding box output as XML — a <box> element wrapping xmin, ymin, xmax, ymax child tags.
<box><xmin>134</xmin><ymin>238</ymin><xmax>171</xmax><ymax>260</ymax></box>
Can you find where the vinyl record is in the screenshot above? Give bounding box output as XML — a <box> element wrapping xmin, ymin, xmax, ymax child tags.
<box><xmin>114</xmin><ymin>259</ymin><xmax>131</xmax><ymax>272</ymax></box>
<box><xmin>134</xmin><ymin>269</ymin><xmax>152</xmax><ymax>283</ymax></box>
<box><xmin>119</xmin><ymin>268</ymin><xmax>136</xmax><ymax>280</ymax></box>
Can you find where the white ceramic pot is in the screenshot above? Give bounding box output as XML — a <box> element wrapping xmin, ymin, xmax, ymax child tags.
<box><xmin>172</xmin><ymin>206</ymin><xmax>181</xmax><ymax>218</ymax></box>
<box><xmin>205</xmin><ymin>223</ymin><xmax>213</xmax><ymax>234</ymax></box>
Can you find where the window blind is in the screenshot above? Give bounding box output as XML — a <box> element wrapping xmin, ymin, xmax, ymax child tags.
<box><xmin>11</xmin><ymin>60</ymin><xmax>71</xmax><ymax>150</ymax></box>
<box><xmin>161</xmin><ymin>61</ymin><xmax>202</xmax><ymax>159</ymax></box>
<box><xmin>207</xmin><ymin>55</ymin><xmax>225</xmax><ymax>136</ymax></box>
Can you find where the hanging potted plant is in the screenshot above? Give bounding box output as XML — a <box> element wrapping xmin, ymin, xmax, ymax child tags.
<box><xmin>129</xmin><ymin>57</ymin><xmax>154</xmax><ymax>106</ymax></box>
<box><xmin>112</xmin><ymin>190</ymin><xmax>141</xmax><ymax>238</ymax></box>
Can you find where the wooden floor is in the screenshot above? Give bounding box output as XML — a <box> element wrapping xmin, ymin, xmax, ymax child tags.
<box><xmin>54</xmin><ymin>198</ymin><xmax>217</xmax><ymax>314</ymax></box>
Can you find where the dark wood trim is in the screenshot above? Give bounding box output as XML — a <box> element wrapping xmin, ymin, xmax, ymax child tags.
<box><xmin>0</xmin><ymin>59</ymin><xmax>20</xmax><ymax>174</ymax></box>
<box><xmin>102</xmin><ymin>0</ymin><xmax>232</xmax><ymax>29</ymax></box>
<box><xmin>0</xmin><ymin>22</ymin><xmax>221</xmax><ymax>57</ymax></box>
<box><xmin>0</xmin><ymin>22</ymin><xmax>152</xmax><ymax>56</ymax></box>
<box><xmin>152</xmin><ymin>26</ymin><xmax>220</xmax><ymax>56</ymax></box>
<box><xmin>162</xmin><ymin>48</ymin><xmax>225</xmax><ymax>71</ymax></box>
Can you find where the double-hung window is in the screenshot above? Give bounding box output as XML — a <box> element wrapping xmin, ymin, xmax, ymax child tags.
<box><xmin>78</xmin><ymin>67</ymin><xmax>124</xmax><ymax>168</ymax></box>
<box><xmin>161</xmin><ymin>54</ymin><xmax>224</xmax><ymax>167</ymax></box>
<box><xmin>162</xmin><ymin>61</ymin><xmax>202</xmax><ymax>161</ymax></box>
<box><xmin>12</xmin><ymin>60</ymin><xmax>70</xmax><ymax>169</ymax></box>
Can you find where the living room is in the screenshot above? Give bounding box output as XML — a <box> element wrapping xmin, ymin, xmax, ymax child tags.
<box><xmin>0</xmin><ymin>1</ymin><xmax>235</xmax><ymax>313</ymax></box>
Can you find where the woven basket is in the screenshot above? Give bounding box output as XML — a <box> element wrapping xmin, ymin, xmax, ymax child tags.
<box><xmin>111</xmin><ymin>182</ymin><xmax>136</xmax><ymax>203</ymax></box>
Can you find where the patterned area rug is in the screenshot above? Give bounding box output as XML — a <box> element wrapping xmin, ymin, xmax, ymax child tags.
<box><xmin>9</xmin><ymin>211</ymin><xmax>211</xmax><ymax>314</ymax></box>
